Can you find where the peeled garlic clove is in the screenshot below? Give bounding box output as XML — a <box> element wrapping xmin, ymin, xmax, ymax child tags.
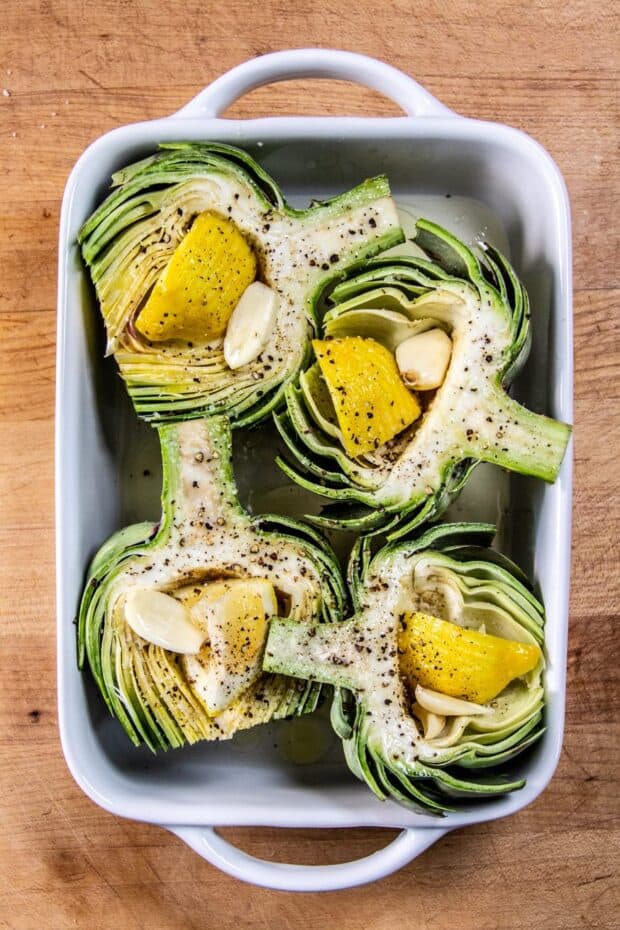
<box><xmin>223</xmin><ymin>281</ymin><xmax>278</xmax><ymax>369</ymax></box>
<box><xmin>124</xmin><ymin>588</ymin><xmax>206</xmax><ymax>654</ymax></box>
<box><xmin>412</xmin><ymin>703</ymin><xmax>446</xmax><ymax>739</ymax></box>
<box><xmin>395</xmin><ymin>328</ymin><xmax>452</xmax><ymax>390</ymax></box>
<box><xmin>415</xmin><ymin>683</ymin><xmax>490</xmax><ymax>717</ymax></box>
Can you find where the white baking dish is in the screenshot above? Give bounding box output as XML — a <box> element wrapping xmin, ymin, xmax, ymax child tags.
<box><xmin>56</xmin><ymin>49</ymin><xmax>573</xmax><ymax>892</ymax></box>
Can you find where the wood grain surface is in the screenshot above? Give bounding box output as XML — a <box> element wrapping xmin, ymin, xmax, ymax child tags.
<box><xmin>1</xmin><ymin>1</ymin><xmax>618</xmax><ymax>927</ymax></box>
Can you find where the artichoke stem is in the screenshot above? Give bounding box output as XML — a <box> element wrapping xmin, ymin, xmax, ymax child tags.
<box><xmin>157</xmin><ymin>417</ymin><xmax>245</xmax><ymax>542</ymax></box>
<box><xmin>463</xmin><ymin>381</ymin><xmax>571</xmax><ymax>483</ymax></box>
<box><xmin>264</xmin><ymin>617</ymin><xmax>360</xmax><ymax>691</ymax></box>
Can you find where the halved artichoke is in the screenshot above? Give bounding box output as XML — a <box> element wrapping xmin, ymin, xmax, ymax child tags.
<box><xmin>264</xmin><ymin>523</ymin><xmax>546</xmax><ymax>815</ymax></box>
<box><xmin>78</xmin><ymin>143</ymin><xmax>402</xmax><ymax>426</ymax></box>
<box><xmin>78</xmin><ymin>416</ymin><xmax>345</xmax><ymax>750</ymax></box>
<box><xmin>276</xmin><ymin>219</ymin><xmax>571</xmax><ymax>537</ymax></box>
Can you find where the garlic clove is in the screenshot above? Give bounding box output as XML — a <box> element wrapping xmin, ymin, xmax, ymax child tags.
<box><xmin>124</xmin><ymin>588</ymin><xmax>206</xmax><ymax>654</ymax></box>
<box><xmin>412</xmin><ymin>703</ymin><xmax>446</xmax><ymax>739</ymax></box>
<box><xmin>395</xmin><ymin>328</ymin><xmax>452</xmax><ymax>391</ymax></box>
<box><xmin>223</xmin><ymin>281</ymin><xmax>279</xmax><ymax>369</ymax></box>
<box><xmin>415</xmin><ymin>683</ymin><xmax>490</xmax><ymax>717</ymax></box>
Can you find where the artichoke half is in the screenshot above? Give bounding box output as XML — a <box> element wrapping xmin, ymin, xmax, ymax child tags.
<box><xmin>276</xmin><ymin>219</ymin><xmax>571</xmax><ymax>537</ymax></box>
<box><xmin>78</xmin><ymin>416</ymin><xmax>345</xmax><ymax>751</ymax></box>
<box><xmin>78</xmin><ymin>142</ymin><xmax>402</xmax><ymax>426</ymax></box>
<box><xmin>264</xmin><ymin>523</ymin><xmax>546</xmax><ymax>815</ymax></box>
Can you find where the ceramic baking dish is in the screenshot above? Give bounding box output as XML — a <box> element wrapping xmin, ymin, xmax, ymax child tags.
<box><xmin>56</xmin><ymin>49</ymin><xmax>573</xmax><ymax>892</ymax></box>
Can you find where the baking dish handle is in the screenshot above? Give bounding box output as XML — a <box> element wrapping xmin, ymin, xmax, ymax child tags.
<box><xmin>168</xmin><ymin>824</ymin><xmax>449</xmax><ymax>892</ymax></box>
<box><xmin>174</xmin><ymin>49</ymin><xmax>453</xmax><ymax>119</ymax></box>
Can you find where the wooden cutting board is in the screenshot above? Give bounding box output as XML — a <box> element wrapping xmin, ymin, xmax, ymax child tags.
<box><xmin>0</xmin><ymin>2</ymin><xmax>618</xmax><ymax>927</ymax></box>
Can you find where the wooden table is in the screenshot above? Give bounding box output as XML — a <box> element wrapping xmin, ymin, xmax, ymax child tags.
<box><xmin>1</xmin><ymin>1</ymin><xmax>618</xmax><ymax>927</ymax></box>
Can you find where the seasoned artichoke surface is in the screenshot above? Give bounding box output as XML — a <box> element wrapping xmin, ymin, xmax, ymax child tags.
<box><xmin>106</xmin><ymin>427</ymin><xmax>323</xmax><ymax>616</ymax></box>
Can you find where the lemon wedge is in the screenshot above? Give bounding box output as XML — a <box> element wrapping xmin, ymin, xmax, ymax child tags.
<box><xmin>398</xmin><ymin>611</ymin><xmax>542</xmax><ymax>704</ymax></box>
<box><xmin>135</xmin><ymin>210</ymin><xmax>256</xmax><ymax>343</ymax></box>
<box><xmin>182</xmin><ymin>578</ymin><xmax>277</xmax><ymax>715</ymax></box>
<box><xmin>313</xmin><ymin>336</ymin><xmax>421</xmax><ymax>457</ymax></box>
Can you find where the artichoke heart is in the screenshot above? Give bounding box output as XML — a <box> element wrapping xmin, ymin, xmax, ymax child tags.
<box><xmin>78</xmin><ymin>416</ymin><xmax>345</xmax><ymax>750</ymax></box>
<box><xmin>78</xmin><ymin>142</ymin><xmax>403</xmax><ymax>427</ymax></box>
<box><xmin>264</xmin><ymin>523</ymin><xmax>547</xmax><ymax>815</ymax></box>
<box><xmin>313</xmin><ymin>337</ymin><xmax>421</xmax><ymax>457</ymax></box>
<box><xmin>398</xmin><ymin>611</ymin><xmax>541</xmax><ymax>705</ymax></box>
<box><xmin>135</xmin><ymin>210</ymin><xmax>257</xmax><ymax>343</ymax></box>
<box><xmin>276</xmin><ymin>219</ymin><xmax>572</xmax><ymax>537</ymax></box>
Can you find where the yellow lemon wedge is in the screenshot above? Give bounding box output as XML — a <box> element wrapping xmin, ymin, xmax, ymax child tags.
<box><xmin>135</xmin><ymin>211</ymin><xmax>257</xmax><ymax>343</ymax></box>
<box><xmin>398</xmin><ymin>611</ymin><xmax>542</xmax><ymax>705</ymax></box>
<box><xmin>181</xmin><ymin>578</ymin><xmax>277</xmax><ymax>715</ymax></box>
<box><xmin>313</xmin><ymin>336</ymin><xmax>421</xmax><ymax>457</ymax></box>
